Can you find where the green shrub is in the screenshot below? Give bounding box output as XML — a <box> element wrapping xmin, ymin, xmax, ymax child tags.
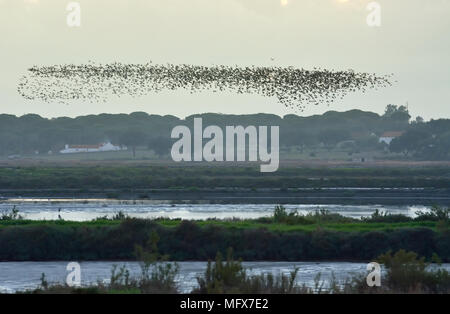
<box><xmin>1</xmin><ymin>206</ymin><xmax>23</xmax><ymax>221</ymax></box>
<box><xmin>377</xmin><ymin>249</ymin><xmax>450</xmax><ymax>293</ymax></box>
<box><xmin>193</xmin><ymin>248</ymin><xmax>308</xmax><ymax>294</ymax></box>
<box><xmin>134</xmin><ymin>231</ymin><xmax>179</xmax><ymax>293</ymax></box>
<box><xmin>415</xmin><ymin>206</ymin><xmax>450</xmax><ymax>222</ymax></box>
<box><xmin>362</xmin><ymin>209</ymin><xmax>413</xmax><ymax>223</ymax></box>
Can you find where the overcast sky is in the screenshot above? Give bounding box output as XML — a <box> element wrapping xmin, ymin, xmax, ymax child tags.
<box><xmin>1</xmin><ymin>0</ymin><xmax>449</xmax><ymax>120</ymax></box>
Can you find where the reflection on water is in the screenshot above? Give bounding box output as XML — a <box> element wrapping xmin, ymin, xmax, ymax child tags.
<box><xmin>0</xmin><ymin>201</ymin><xmax>430</xmax><ymax>221</ymax></box>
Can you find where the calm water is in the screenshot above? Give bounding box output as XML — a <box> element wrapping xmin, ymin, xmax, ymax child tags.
<box><xmin>2</xmin><ymin>261</ymin><xmax>449</xmax><ymax>293</ymax></box>
<box><xmin>0</xmin><ymin>261</ymin><xmax>382</xmax><ymax>293</ymax></box>
<box><xmin>0</xmin><ymin>200</ymin><xmax>430</xmax><ymax>221</ymax></box>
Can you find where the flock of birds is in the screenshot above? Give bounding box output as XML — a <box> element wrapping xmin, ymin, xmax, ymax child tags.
<box><xmin>17</xmin><ymin>62</ymin><xmax>393</xmax><ymax>111</ymax></box>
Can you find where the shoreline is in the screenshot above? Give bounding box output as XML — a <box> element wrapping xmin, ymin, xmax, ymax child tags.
<box><xmin>1</xmin><ymin>188</ymin><xmax>449</xmax><ymax>205</ymax></box>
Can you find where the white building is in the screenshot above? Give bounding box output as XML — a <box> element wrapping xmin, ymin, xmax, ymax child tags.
<box><xmin>60</xmin><ymin>142</ymin><xmax>126</xmax><ymax>154</ymax></box>
<box><xmin>379</xmin><ymin>131</ymin><xmax>404</xmax><ymax>145</ymax></box>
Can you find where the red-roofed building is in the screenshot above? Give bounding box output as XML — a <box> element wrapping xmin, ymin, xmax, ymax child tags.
<box><xmin>379</xmin><ymin>131</ymin><xmax>405</xmax><ymax>145</ymax></box>
<box><xmin>60</xmin><ymin>142</ymin><xmax>126</xmax><ymax>154</ymax></box>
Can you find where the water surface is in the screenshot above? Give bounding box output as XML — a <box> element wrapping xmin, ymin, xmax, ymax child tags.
<box><xmin>0</xmin><ymin>261</ymin><xmax>383</xmax><ymax>293</ymax></box>
<box><xmin>0</xmin><ymin>200</ymin><xmax>430</xmax><ymax>221</ymax></box>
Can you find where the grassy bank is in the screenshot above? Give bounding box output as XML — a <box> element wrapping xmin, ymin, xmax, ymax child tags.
<box><xmin>0</xmin><ymin>218</ymin><xmax>438</xmax><ymax>233</ymax></box>
<box><xmin>1</xmin><ymin>207</ymin><xmax>449</xmax><ymax>262</ymax></box>
<box><xmin>0</xmin><ymin>165</ymin><xmax>449</xmax><ymax>190</ymax></box>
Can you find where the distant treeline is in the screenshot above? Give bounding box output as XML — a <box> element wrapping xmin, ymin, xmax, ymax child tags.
<box><xmin>2</xmin><ymin>105</ymin><xmax>447</xmax><ymax>159</ymax></box>
<box><xmin>390</xmin><ymin>118</ymin><xmax>450</xmax><ymax>160</ymax></box>
<box><xmin>0</xmin><ymin>219</ymin><xmax>448</xmax><ymax>262</ymax></box>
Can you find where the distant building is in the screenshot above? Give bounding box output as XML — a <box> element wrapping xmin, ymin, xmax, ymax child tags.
<box><xmin>60</xmin><ymin>142</ymin><xmax>126</xmax><ymax>154</ymax></box>
<box><xmin>379</xmin><ymin>131</ymin><xmax>405</xmax><ymax>145</ymax></box>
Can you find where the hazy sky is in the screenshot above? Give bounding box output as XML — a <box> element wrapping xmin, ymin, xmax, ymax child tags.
<box><xmin>1</xmin><ymin>0</ymin><xmax>449</xmax><ymax>120</ymax></box>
